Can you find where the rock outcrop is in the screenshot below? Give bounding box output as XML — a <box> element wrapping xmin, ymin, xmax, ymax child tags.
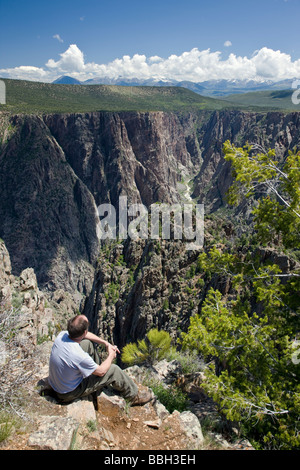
<box><xmin>28</xmin><ymin>365</ymin><xmax>206</xmax><ymax>451</ymax></box>
<box><xmin>0</xmin><ymin>240</ymin><xmax>253</xmax><ymax>451</ymax></box>
<box><xmin>18</xmin><ymin>343</ymin><xmax>252</xmax><ymax>451</ymax></box>
<box><xmin>82</xmin><ymin>237</ymin><xmax>202</xmax><ymax>349</ymax></box>
<box><xmin>0</xmin><ymin>115</ymin><xmax>100</xmax><ymax>298</ymax></box>
<box><xmin>0</xmin><ymin>239</ymin><xmax>12</xmax><ymax>305</ymax></box>
<box><xmin>21</xmin><ymin>347</ymin><xmax>253</xmax><ymax>451</ymax></box>
<box><xmin>0</xmin><ymin>239</ymin><xmax>55</xmax><ymax>351</ymax></box>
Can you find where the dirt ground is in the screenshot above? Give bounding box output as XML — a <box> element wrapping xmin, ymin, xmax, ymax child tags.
<box><xmin>94</xmin><ymin>399</ymin><xmax>194</xmax><ymax>451</ymax></box>
<box><xmin>0</xmin><ymin>389</ymin><xmax>197</xmax><ymax>451</ymax></box>
<box><xmin>0</xmin><ymin>381</ymin><xmax>252</xmax><ymax>451</ymax></box>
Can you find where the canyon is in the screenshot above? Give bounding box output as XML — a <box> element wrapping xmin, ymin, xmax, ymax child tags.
<box><xmin>0</xmin><ymin>108</ymin><xmax>300</xmax><ymax>345</ymax></box>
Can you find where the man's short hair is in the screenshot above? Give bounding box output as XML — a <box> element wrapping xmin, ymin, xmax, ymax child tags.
<box><xmin>67</xmin><ymin>315</ymin><xmax>89</xmax><ymax>340</ymax></box>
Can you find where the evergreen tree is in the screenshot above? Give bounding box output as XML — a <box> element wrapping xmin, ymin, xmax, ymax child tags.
<box><xmin>181</xmin><ymin>142</ymin><xmax>300</xmax><ymax>449</ymax></box>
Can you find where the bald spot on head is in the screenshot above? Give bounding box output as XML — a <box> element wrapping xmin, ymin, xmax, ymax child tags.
<box><xmin>67</xmin><ymin>315</ymin><xmax>89</xmax><ymax>340</ymax></box>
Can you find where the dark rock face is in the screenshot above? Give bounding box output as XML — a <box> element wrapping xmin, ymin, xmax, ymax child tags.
<box><xmin>0</xmin><ymin>115</ymin><xmax>99</xmax><ymax>295</ymax></box>
<box><xmin>43</xmin><ymin>112</ymin><xmax>202</xmax><ymax>208</ymax></box>
<box><xmin>0</xmin><ymin>111</ymin><xmax>203</xmax><ymax>297</ymax></box>
<box><xmin>0</xmin><ymin>109</ymin><xmax>300</xmax><ymax>323</ymax></box>
<box><xmin>192</xmin><ymin>111</ymin><xmax>300</xmax><ymax>211</ymax></box>
<box><xmin>82</xmin><ymin>238</ymin><xmax>202</xmax><ymax>350</ymax></box>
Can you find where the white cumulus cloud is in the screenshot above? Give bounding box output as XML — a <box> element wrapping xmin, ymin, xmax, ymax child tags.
<box><xmin>0</xmin><ymin>65</ymin><xmax>49</xmax><ymax>81</ymax></box>
<box><xmin>1</xmin><ymin>44</ymin><xmax>300</xmax><ymax>83</ymax></box>
<box><xmin>224</xmin><ymin>40</ymin><xmax>232</xmax><ymax>47</ymax></box>
<box><xmin>46</xmin><ymin>44</ymin><xmax>85</xmax><ymax>72</ymax></box>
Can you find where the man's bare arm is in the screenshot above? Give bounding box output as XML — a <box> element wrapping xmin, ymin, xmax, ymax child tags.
<box><xmin>92</xmin><ymin>344</ymin><xmax>117</xmax><ymax>377</ymax></box>
<box><xmin>85</xmin><ymin>331</ymin><xmax>120</xmax><ymax>353</ymax></box>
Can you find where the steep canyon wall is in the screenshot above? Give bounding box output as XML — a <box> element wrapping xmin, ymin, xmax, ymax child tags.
<box><xmin>0</xmin><ymin>109</ymin><xmax>299</xmax><ymax>342</ymax></box>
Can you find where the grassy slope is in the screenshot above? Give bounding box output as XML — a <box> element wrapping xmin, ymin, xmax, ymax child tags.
<box><xmin>220</xmin><ymin>89</ymin><xmax>300</xmax><ymax>111</ymax></box>
<box><xmin>0</xmin><ymin>78</ymin><xmax>299</xmax><ymax>115</ymax></box>
<box><xmin>0</xmin><ymin>78</ymin><xmax>230</xmax><ymax>114</ymax></box>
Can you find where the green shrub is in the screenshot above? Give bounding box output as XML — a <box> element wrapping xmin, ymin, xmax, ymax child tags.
<box><xmin>146</xmin><ymin>380</ymin><xmax>188</xmax><ymax>413</ymax></box>
<box><xmin>166</xmin><ymin>349</ymin><xmax>203</xmax><ymax>375</ymax></box>
<box><xmin>104</xmin><ymin>282</ymin><xmax>120</xmax><ymax>304</ymax></box>
<box><xmin>0</xmin><ymin>411</ymin><xmax>20</xmax><ymax>443</ymax></box>
<box><xmin>121</xmin><ymin>328</ymin><xmax>174</xmax><ymax>366</ymax></box>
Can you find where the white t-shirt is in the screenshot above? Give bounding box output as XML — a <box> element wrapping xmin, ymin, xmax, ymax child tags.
<box><xmin>48</xmin><ymin>331</ymin><xmax>97</xmax><ymax>394</ymax></box>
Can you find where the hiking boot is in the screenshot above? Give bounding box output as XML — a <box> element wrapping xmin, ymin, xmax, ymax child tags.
<box><xmin>129</xmin><ymin>386</ymin><xmax>155</xmax><ymax>406</ymax></box>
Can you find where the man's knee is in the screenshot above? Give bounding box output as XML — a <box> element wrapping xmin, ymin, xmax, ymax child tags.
<box><xmin>106</xmin><ymin>364</ymin><xmax>129</xmax><ymax>384</ymax></box>
<box><xmin>106</xmin><ymin>363</ymin><xmax>121</xmax><ymax>378</ymax></box>
<box><xmin>108</xmin><ymin>364</ymin><xmax>138</xmax><ymax>395</ymax></box>
<box><xmin>80</xmin><ymin>339</ymin><xmax>94</xmax><ymax>355</ymax></box>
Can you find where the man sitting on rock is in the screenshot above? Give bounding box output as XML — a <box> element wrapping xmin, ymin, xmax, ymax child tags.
<box><xmin>48</xmin><ymin>314</ymin><xmax>153</xmax><ymax>407</ymax></box>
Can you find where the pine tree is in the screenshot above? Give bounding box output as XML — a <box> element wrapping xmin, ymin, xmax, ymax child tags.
<box><xmin>181</xmin><ymin>142</ymin><xmax>300</xmax><ymax>449</ymax></box>
<box><xmin>121</xmin><ymin>328</ymin><xmax>173</xmax><ymax>366</ymax></box>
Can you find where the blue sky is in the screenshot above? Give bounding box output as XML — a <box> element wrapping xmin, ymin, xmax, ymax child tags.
<box><xmin>1</xmin><ymin>0</ymin><xmax>300</xmax><ymax>82</ymax></box>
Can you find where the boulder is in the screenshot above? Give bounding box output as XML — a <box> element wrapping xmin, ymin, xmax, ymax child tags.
<box><xmin>66</xmin><ymin>398</ymin><xmax>97</xmax><ymax>423</ymax></box>
<box><xmin>176</xmin><ymin>410</ymin><xmax>204</xmax><ymax>446</ymax></box>
<box><xmin>19</xmin><ymin>268</ymin><xmax>38</xmax><ymax>291</ymax></box>
<box><xmin>28</xmin><ymin>416</ymin><xmax>79</xmax><ymax>450</ymax></box>
<box><xmin>0</xmin><ymin>240</ymin><xmax>12</xmax><ymax>304</ymax></box>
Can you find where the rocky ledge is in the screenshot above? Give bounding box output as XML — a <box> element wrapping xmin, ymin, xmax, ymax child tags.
<box><xmin>1</xmin><ymin>336</ymin><xmax>254</xmax><ymax>451</ymax></box>
<box><xmin>1</xmin><ymin>341</ymin><xmax>251</xmax><ymax>451</ymax></box>
<box><xmin>0</xmin><ymin>239</ymin><xmax>253</xmax><ymax>451</ymax></box>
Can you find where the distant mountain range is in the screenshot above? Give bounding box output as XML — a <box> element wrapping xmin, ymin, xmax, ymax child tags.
<box><xmin>52</xmin><ymin>75</ymin><xmax>297</xmax><ymax>97</ymax></box>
